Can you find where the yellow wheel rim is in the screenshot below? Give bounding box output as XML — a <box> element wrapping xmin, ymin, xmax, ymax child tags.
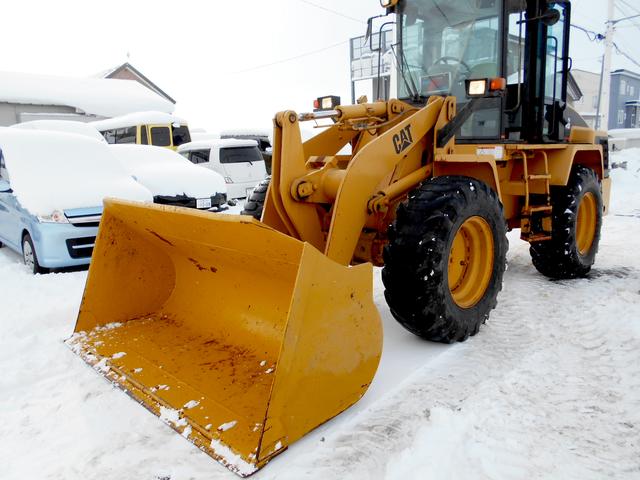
<box><xmin>576</xmin><ymin>192</ymin><xmax>597</xmax><ymax>256</ymax></box>
<box><xmin>448</xmin><ymin>216</ymin><xmax>494</xmax><ymax>309</ymax></box>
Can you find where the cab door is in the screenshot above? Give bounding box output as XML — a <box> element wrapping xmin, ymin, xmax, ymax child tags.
<box><xmin>542</xmin><ymin>2</ymin><xmax>570</xmax><ymax>140</ymax></box>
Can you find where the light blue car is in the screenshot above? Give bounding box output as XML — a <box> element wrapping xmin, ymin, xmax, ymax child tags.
<box><xmin>0</xmin><ymin>128</ymin><xmax>152</xmax><ymax>273</ymax></box>
<box><xmin>0</xmin><ymin>185</ymin><xmax>101</xmax><ymax>273</ymax></box>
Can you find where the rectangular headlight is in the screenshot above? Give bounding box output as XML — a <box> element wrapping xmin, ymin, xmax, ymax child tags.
<box><xmin>313</xmin><ymin>95</ymin><xmax>341</xmax><ymax>111</ymax></box>
<box><xmin>467</xmin><ymin>79</ymin><xmax>488</xmax><ymax>97</ymax></box>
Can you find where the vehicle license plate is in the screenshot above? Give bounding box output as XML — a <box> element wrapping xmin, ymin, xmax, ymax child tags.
<box><xmin>196</xmin><ymin>198</ymin><xmax>212</xmax><ymax>209</ymax></box>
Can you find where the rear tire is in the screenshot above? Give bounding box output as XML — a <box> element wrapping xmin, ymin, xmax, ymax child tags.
<box><xmin>382</xmin><ymin>176</ymin><xmax>508</xmax><ymax>343</ymax></box>
<box><xmin>241</xmin><ymin>176</ymin><xmax>271</xmax><ymax>220</ymax></box>
<box><xmin>22</xmin><ymin>232</ymin><xmax>47</xmax><ymax>274</ymax></box>
<box><xmin>529</xmin><ymin>165</ymin><xmax>602</xmax><ymax>279</ymax></box>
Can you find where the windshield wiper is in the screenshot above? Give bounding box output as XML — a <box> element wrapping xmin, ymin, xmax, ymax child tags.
<box><xmin>391</xmin><ymin>43</ymin><xmax>421</xmax><ymax>102</ymax></box>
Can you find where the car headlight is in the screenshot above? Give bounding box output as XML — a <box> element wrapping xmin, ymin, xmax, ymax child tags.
<box><xmin>38</xmin><ymin>210</ymin><xmax>69</xmax><ymax>223</ymax></box>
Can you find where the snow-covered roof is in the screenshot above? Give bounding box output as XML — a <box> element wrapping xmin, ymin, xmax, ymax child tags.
<box><xmin>609</xmin><ymin>128</ymin><xmax>640</xmax><ymax>138</ymax></box>
<box><xmin>0</xmin><ymin>128</ymin><xmax>152</xmax><ymax>215</ymax></box>
<box><xmin>90</xmin><ymin>111</ymin><xmax>187</xmax><ymax>131</ymax></box>
<box><xmin>0</xmin><ymin>71</ymin><xmax>174</xmax><ymax>118</ymax></box>
<box><xmin>177</xmin><ymin>138</ymin><xmax>258</xmax><ymax>152</ymax></box>
<box><xmin>10</xmin><ymin>120</ymin><xmax>106</xmax><ymax>143</ymax></box>
<box><xmin>191</xmin><ymin>132</ymin><xmax>221</xmax><ymax>142</ymax></box>
<box><xmin>220</xmin><ymin>128</ymin><xmax>271</xmax><ymax>138</ymax></box>
<box><xmin>108</xmin><ymin>144</ymin><xmax>226</xmax><ymax>198</ymax></box>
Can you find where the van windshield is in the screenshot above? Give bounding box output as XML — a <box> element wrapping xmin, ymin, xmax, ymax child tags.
<box><xmin>172</xmin><ymin>125</ymin><xmax>191</xmax><ymax>146</ymax></box>
<box><xmin>219</xmin><ymin>146</ymin><xmax>263</xmax><ymax>164</ymax></box>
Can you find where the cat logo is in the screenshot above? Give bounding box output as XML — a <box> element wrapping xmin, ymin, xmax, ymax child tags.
<box><xmin>392</xmin><ymin>125</ymin><xmax>413</xmax><ymax>154</ymax></box>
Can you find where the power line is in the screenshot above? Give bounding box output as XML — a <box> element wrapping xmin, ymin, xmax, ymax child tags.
<box><xmin>618</xmin><ymin>0</ymin><xmax>640</xmax><ymax>16</ymax></box>
<box><xmin>615</xmin><ymin>1</ymin><xmax>640</xmax><ymax>34</ymax></box>
<box><xmin>230</xmin><ymin>40</ymin><xmax>349</xmax><ymax>74</ymax></box>
<box><xmin>613</xmin><ymin>41</ymin><xmax>640</xmax><ymax>69</ymax></box>
<box><xmin>296</xmin><ymin>0</ymin><xmax>365</xmax><ymax>24</ymax></box>
<box><xmin>570</xmin><ymin>23</ymin><xmax>604</xmax><ymax>42</ymax></box>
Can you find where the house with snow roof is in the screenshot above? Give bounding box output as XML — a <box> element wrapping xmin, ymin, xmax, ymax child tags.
<box><xmin>98</xmin><ymin>62</ymin><xmax>176</xmax><ymax>105</ymax></box>
<box><xmin>0</xmin><ymin>69</ymin><xmax>175</xmax><ymax>126</ymax></box>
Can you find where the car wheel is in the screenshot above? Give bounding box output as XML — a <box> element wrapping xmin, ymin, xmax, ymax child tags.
<box><xmin>22</xmin><ymin>233</ymin><xmax>47</xmax><ymax>274</ymax></box>
<box><xmin>241</xmin><ymin>176</ymin><xmax>271</xmax><ymax>220</ymax></box>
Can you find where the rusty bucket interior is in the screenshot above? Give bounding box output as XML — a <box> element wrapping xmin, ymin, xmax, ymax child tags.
<box><xmin>67</xmin><ymin>198</ymin><xmax>382</xmax><ymax>476</ymax></box>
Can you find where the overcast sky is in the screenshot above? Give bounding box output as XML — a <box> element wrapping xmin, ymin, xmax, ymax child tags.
<box><xmin>0</xmin><ymin>0</ymin><xmax>638</xmax><ymax>132</ymax></box>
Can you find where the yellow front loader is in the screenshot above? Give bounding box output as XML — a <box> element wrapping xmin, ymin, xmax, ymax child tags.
<box><xmin>68</xmin><ymin>0</ymin><xmax>611</xmax><ymax>476</ymax></box>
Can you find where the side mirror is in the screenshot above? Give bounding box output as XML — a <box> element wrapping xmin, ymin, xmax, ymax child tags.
<box><xmin>365</xmin><ymin>17</ymin><xmax>373</xmax><ymax>46</ymax></box>
<box><xmin>540</xmin><ymin>8</ymin><xmax>561</xmax><ymax>26</ymax></box>
<box><xmin>0</xmin><ymin>179</ymin><xmax>12</xmax><ymax>193</ymax></box>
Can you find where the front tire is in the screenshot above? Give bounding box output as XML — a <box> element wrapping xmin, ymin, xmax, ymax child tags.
<box><xmin>22</xmin><ymin>233</ymin><xmax>46</xmax><ymax>274</ymax></box>
<box><xmin>382</xmin><ymin>176</ymin><xmax>508</xmax><ymax>343</ymax></box>
<box><xmin>529</xmin><ymin>165</ymin><xmax>602</xmax><ymax>279</ymax></box>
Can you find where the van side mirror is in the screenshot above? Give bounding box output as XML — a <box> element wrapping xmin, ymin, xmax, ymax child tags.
<box><xmin>0</xmin><ymin>179</ymin><xmax>12</xmax><ymax>192</ymax></box>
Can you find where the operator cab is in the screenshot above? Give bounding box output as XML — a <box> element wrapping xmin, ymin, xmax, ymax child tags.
<box><xmin>388</xmin><ymin>0</ymin><xmax>571</xmax><ymax>143</ymax></box>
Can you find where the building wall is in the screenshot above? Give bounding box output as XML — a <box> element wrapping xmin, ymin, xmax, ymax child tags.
<box><xmin>0</xmin><ymin>102</ymin><xmax>101</xmax><ymax>127</ymax></box>
<box><xmin>609</xmin><ymin>70</ymin><xmax>640</xmax><ymax>129</ymax></box>
<box><xmin>571</xmin><ymin>70</ymin><xmax>601</xmax><ymax>128</ymax></box>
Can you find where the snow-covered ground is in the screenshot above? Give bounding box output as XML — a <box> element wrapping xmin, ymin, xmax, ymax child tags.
<box><xmin>1</xmin><ymin>151</ymin><xmax>639</xmax><ymax>479</ymax></box>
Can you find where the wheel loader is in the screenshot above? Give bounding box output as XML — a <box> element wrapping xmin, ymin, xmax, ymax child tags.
<box><xmin>67</xmin><ymin>0</ymin><xmax>611</xmax><ymax>475</ymax></box>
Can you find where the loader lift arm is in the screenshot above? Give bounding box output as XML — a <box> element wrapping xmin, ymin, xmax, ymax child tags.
<box><xmin>265</xmin><ymin>97</ymin><xmax>446</xmax><ymax>265</ymax></box>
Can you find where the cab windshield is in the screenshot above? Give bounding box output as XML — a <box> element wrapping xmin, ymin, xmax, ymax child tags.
<box><xmin>398</xmin><ymin>0</ymin><xmax>501</xmax><ymax>102</ymax></box>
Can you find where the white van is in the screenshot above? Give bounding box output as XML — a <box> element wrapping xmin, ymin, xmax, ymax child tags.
<box><xmin>178</xmin><ymin>139</ymin><xmax>267</xmax><ymax>199</ymax></box>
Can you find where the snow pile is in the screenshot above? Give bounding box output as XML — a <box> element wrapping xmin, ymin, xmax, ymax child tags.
<box><xmin>0</xmin><ymin>128</ymin><xmax>152</xmax><ymax>215</ymax></box>
<box><xmin>91</xmin><ymin>111</ymin><xmax>187</xmax><ymax>131</ymax></box>
<box><xmin>108</xmin><ymin>144</ymin><xmax>226</xmax><ymax>198</ymax></box>
<box><xmin>0</xmin><ymin>71</ymin><xmax>174</xmax><ymax>118</ymax></box>
<box><xmin>609</xmin><ymin>147</ymin><xmax>640</xmax><ymax>215</ymax></box>
<box><xmin>220</xmin><ymin>128</ymin><xmax>270</xmax><ymax>138</ymax></box>
<box><xmin>0</xmin><ymin>150</ymin><xmax>638</xmax><ymax>479</ymax></box>
<box><xmin>11</xmin><ymin>120</ymin><xmax>106</xmax><ymax>142</ymax></box>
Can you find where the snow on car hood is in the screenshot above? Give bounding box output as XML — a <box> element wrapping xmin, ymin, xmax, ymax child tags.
<box><xmin>0</xmin><ymin>128</ymin><xmax>152</xmax><ymax>216</ymax></box>
<box><xmin>108</xmin><ymin>144</ymin><xmax>226</xmax><ymax>198</ymax></box>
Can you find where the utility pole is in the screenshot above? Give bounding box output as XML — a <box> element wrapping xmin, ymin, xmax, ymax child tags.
<box><xmin>597</xmin><ymin>0</ymin><xmax>615</xmax><ymax>130</ymax></box>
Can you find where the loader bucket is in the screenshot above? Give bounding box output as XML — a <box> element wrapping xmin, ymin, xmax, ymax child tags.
<box><xmin>67</xmin><ymin>198</ymin><xmax>382</xmax><ymax>476</ymax></box>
